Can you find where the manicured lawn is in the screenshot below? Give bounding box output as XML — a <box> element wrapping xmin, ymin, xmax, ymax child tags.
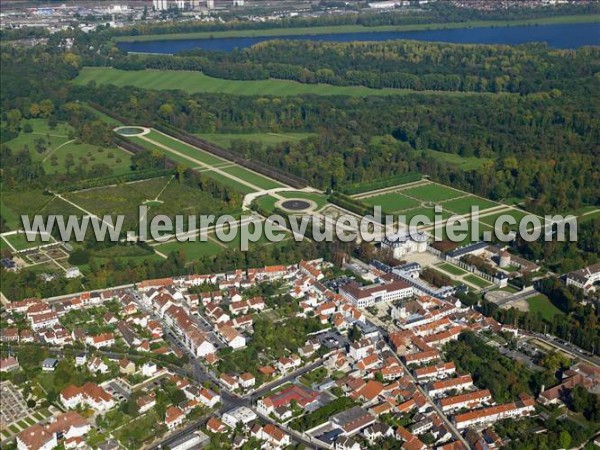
<box><xmin>362</xmin><ymin>192</ymin><xmax>420</xmax><ymax>213</ymax></box>
<box><xmin>399</xmin><ymin>207</ymin><xmax>452</xmax><ymax>226</ymax></box>
<box><xmin>198</xmin><ymin>132</ymin><xmax>314</xmax><ymax>149</ymax></box>
<box><xmin>479</xmin><ymin>209</ymin><xmax>540</xmax><ymax>232</ymax></box>
<box><xmin>24</xmin><ymin>417</ymin><xmax>36</xmax><ymax>425</ymax></box>
<box><xmin>155</xmin><ymin>238</ymin><xmax>224</xmax><ymax>260</ymax></box>
<box><xmin>464</xmin><ymin>274</ymin><xmax>493</xmax><ymax>289</ymax></box>
<box><xmin>144</xmin><ymin>130</ymin><xmax>225</xmax><ymax>166</ymax></box>
<box><xmin>403</xmin><ymin>183</ymin><xmax>465</xmax><ymax>203</ymax></box>
<box><xmin>2</xmin><ymin>232</ymin><xmax>55</xmax><ymax>250</ymax></box>
<box><xmin>432</xmin><ymin>218</ymin><xmax>495</xmax><ymax>246</ymax></box>
<box><xmin>9</xmin><ymin>424</ymin><xmax>20</xmax><ymax>433</ymax></box>
<box><xmin>33</xmin><ymin>412</ymin><xmax>46</xmax><ymax>421</ymax></box>
<box><xmin>75</xmin><ymin>67</ymin><xmax>475</xmax><ymax>97</ymax></box>
<box><xmin>526</xmin><ymin>294</ymin><xmax>564</xmax><ymax>321</ymax></box>
<box><xmin>255</xmin><ymin>194</ymin><xmax>279</xmax><ymax>213</ymax></box>
<box><xmin>220</xmin><ymin>165</ymin><xmax>284</xmax><ymax>190</ymax></box>
<box><xmin>2</xmin><ymin>190</ymin><xmax>55</xmax><ymax>230</ymax></box>
<box><xmin>441</xmin><ymin>195</ymin><xmax>499</xmax><ymax>215</ymax></box>
<box><xmin>438</xmin><ymin>262</ymin><xmax>468</xmax><ymax>276</ymax></box>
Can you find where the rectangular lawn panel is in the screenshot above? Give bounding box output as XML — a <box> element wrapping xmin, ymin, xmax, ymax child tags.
<box><xmin>438</xmin><ymin>263</ymin><xmax>469</xmax><ymax>276</ymax></box>
<box><xmin>464</xmin><ymin>274</ymin><xmax>494</xmax><ymax>289</ymax></box>
<box><xmin>526</xmin><ymin>294</ymin><xmax>564</xmax><ymax>321</ymax></box>
<box><xmin>145</xmin><ymin>130</ymin><xmax>226</xmax><ymax>166</ymax></box>
<box><xmin>480</xmin><ymin>209</ymin><xmax>539</xmax><ymax>232</ymax></box>
<box><xmin>363</xmin><ymin>192</ymin><xmax>420</xmax><ymax>213</ymax></box>
<box><xmin>403</xmin><ymin>183</ymin><xmax>465</xmax><ymax>203</ymax></box>
<box><xmin>441</xmin><ymin>196</ymin><xmax>499</xmax><ymax>215</ymax></box>
<box><xmin>220</xmin><ymin>166</ymin><xmax>284</xmax><ymax>190</ymax></box>
<box><xmin>3</xmin><ymin>232</ymin><xmax>55</xmax><ymax>250</ymax></box>
<box><xmin>398</xmin><ymin>207</ymin><xmax>452</xmax><ymax>226</ymax></box>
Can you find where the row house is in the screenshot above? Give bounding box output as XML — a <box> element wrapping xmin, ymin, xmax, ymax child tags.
<box><xmin>85</xmin><ymin>333</ymin><xmax>115</xmax><ymax>348</ymax></box>
<box><xmin>413</xmin><ymin>362</ymin><xmax>456</xmax><ymax>382</ymax></box>
<box><xmin>30</xmin><ymin>312</ymin><xmax>59</xmax><ymax>331</ymax></box>
<box><xmin>453</xmin><ymin>396</ymin><xmax>535</xmax><ymax>430</ymax></box>
<box><xmin>60</xmin><ymin>383</ymin><xmax>115</xmax><ymax>413</ymax></box>
<box><xmin>427</xmin><ymin>375</ymin><xmax>474</xmax><ymax>398</ymax></box>
<box><xmin>439</xmin><ymin>389</ymin><xmax>493</xmax><ymax>413</ymax></box>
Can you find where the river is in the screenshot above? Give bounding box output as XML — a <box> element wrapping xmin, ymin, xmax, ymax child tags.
<box><xmin>117</xmin><ymin>22</ymin><xmax>600</xmax><ymax>54</ymax></box>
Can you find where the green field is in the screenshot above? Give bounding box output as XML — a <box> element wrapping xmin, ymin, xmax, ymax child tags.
<box><xmin>75</xmin><ymin>67</ymin><xmax>488</xmax><ymax>97</ymax></box>
<box><xmin>400</xmin><ymin>207</ymin><xmax>452</xmax><ymax>226</ymax></box>
<box><xmin>255</xmin><ymin>194</ymin><xmax>279</xmax><ymax>213</ymax></box>
<box><xmin>130</xmin><ymin>130</ymin><xmax>283</xmax><ymax>193</ymax></box>
<box><xmin>1</xmin><ymin>232</ymin><xmax>55</xmax><ymax>251</ymax></box>
<box><xmin>422</xmin><ymin>149</ymin><xmax>491</xmax><ymax>170</ymax></box>
<box><xmin>438</xmin><ymin>262</ymin><xmax>469</xmax><ymax>276</ymax></box>
<box><xmin>4</xmin><ymin>118</ymin><xmax>131</xmax><ymax>176</ymax></box>
<box><xmin>363</xmin><ymin>192</ymin><xmax>420</xmax><ymax>213</ymax></box>
<box><xmin>143</xmin><ymin>130</ymin><xmax>225</xmax><ymax>166</ymax></box>
<box><xmin>403</xmin><ymin>183</ymin><xmax>465</xmax><ymax>203</ymax></box>
<box><xmin>155</xmin><ymin>238</ymin><xmax>225</xmax><ymax>261</ymax></box>
<box><xmin>198</xmin><ymin>132</ymin><xmax>315</xmax><ymax>149</ymax></box>
<box><xmin>113</xmin><ymin>15</ymin><xmax>600</xmax><ymax>41</ymax></box>
<box><xmin>463</xmin><ymin>274</ymin><xmax>494</xmax><ymax>289</ymax></box>
<box><xmin>220</xmin><ymin>166</ymin><xmax>284</xmax><ymax>190</ymax></box>
<box><xmin>526</xmin><ymin>294</ymin><xmax>564</xmax><ymax>321</ymax></box>
<box><xmin>441</xmin><ymin>195</ymin><xmax>500</xmax><ymax>215</ymax></box>
<box><xmin>432</xmin><ymin>218</ymin><xmax>495</xmax><ymax>245</ymax></box>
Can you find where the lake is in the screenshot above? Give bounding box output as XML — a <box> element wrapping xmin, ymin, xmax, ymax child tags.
<box><xmin>118</xmin><ymin>22</ymin><xmax>600</xmax><ymax>54</ymax></box>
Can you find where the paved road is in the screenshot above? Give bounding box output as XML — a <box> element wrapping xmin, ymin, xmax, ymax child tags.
<box><xmin>361</xmin><ymin>309</ymin><xmax>470</xmax><ymax>449</ymax></box>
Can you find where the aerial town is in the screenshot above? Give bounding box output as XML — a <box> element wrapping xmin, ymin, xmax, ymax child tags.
<box><xmin>2</xmin><ymin>249</ymin><xmax>599</xmax><ymax>449</ymax></box>
<box><xmin>1</xmin><ymin>0</ymin><xmax>599</xmax><ymax>449</ymax></box>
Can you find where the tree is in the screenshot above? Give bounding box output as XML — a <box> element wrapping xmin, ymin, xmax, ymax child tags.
<box><xmin>349</xmin><ymin>323</ymin><xmax>362</xmax><ymax>343</ymax></box>
<box><xmin>64</xmin><ymin>153</ymin><xmax>75</xmax><ymax>172</ymax></box>
<box><xmin>558</xmin><ymin>430</ymin><xmax>572</xmax><ymax>449</ymax></box>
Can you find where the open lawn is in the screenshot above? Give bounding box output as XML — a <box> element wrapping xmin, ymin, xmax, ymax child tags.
<box><xmin>2</xmin><ymin>232</ymin><xmax>55</xmax><ymax>251</ymax></box>
<box><xmin>463</xmin><ymin>274</ymin><xmax>494</xmax><ymax>289</ymax></box>
<box><xmin>441</xmin><ymin>195</ymin><xmax>499</xmax><ymax>215</ymax></box>
<box><xmin>479</xmin><ymin>209</ymin><xmax>537</xmax><ymax>232</ymax></box>
<box><xmin>438</xmin><ymin>262</ymin><xmax>468</xmax><ymax>276</ymax></box>
<box><xmin>403</xmin><ymin>183</ymin><xmax>465</xmax><ymax>203</ymax></box>
<box><xmin>114</xmin><ymin>15</ymin><xmax>600</xmax><ymax>41</ymax></box>
<box><xmin>4</xmin><ymin>118</ymin><xmax>132</xmax><ymax>176</ymax></box>
<box><xmin>131</xmin><ymin>130</ymin><xmax>281</xmax><ymax>193</ymax></box>
<box><xmin>526</xmin><ymin>294</ymin><xmax>564</xmax><ymax>321</ymax></box>
<box><xmin>255</xmin><ymin>194</ymin><xmax>278</xmax><ymax>213</ymax></box>
<box><xmin>75</xmin><ymin>67</ymin><xmax>489</xmax><ymax>97</ymax></box>
<box><xmin>422</xmin><ymin>149</ymin><xmax>491</xmax><ymax>170</ymax></box>
<box><xmin>220</xmin><ymin>166</ymin><xmax>284</xmax><ymax>190</ymax></box>
<box><xmin>431</xmin><ymin>218</ymin><xmax>495</xmax><ymax>246</ymax></box>
<box><xmin>44</xmin><ymin>141</ymin><xmax>132</xmax><ymax>176</ymax></box>
<box><xmin>155</xmin><ymin>238</ymin><xmax>224</xmax><ymax>261</ymax></box>
<box><xmin>363</xmin><ymin>192</ymin><xmax>420</xmax><ymax>213</ymax></box>
<box><xmin>400</xmin><ymin>207</ymin><xmax>452</xmax><ymax>226</ymax></box>
<box><xmin>144</xmin><ymin>130</ymin><xmax>225</xmax><ymax>166</ymax></box>
<box><xmin>198</xmin><ymin>132</ymin><xmax>314</xmax><ymax>149</ymax></box>
<box><xmin>1</xmin><ymin>190</ymin><xmax>55</xmax><ymax>230</ymax></box>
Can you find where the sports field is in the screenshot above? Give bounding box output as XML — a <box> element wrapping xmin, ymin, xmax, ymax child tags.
<box><xmin>75</xmin><ymin>67</ymin><xmax>484</xmax><ymax>97</ymax></box>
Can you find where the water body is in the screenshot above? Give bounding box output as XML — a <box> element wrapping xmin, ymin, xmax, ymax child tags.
<box><xmin>118</xmin><ymin>22</ymin><xmax>600</xmax><ymax>54</ymax></box>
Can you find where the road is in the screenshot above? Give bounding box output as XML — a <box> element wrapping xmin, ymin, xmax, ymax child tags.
<box><xmin>527</xmin><ymin>331</ymin><xmax>600</xmax><ymax>368</ymax></box>
<box><xmin>360</xmin><ymin>309</ymin><xmax>470</xmax><ymax>449</ymax></box>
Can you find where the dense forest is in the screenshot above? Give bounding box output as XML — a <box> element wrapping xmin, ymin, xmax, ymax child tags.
<box><xmin>77</xmin><ymin>83</ymin><xmax>599</xmax><ymax>215</ymax></box>
<box><xmin>104</xmin><ymin>41</ymin><xmax>600</xmax><ymax>94</ymax></box>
